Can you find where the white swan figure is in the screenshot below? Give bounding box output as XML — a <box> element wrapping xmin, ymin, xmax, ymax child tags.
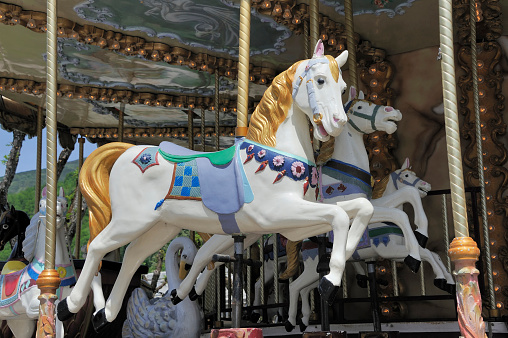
<box><xmin>122</xmin><ymin>236</ymin><xmax>203</xmax><ymax>338</ymax></box>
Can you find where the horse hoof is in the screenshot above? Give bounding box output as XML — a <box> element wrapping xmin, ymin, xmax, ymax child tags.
<box><xmin>57</xmin><ymin>298</ymin><xmax>74</xmax><ymax>321</ymax></box>
<box><xmin>170</xmin><ymin>289</ymin><xmax>182</xmax><ymax>305</ymax></box>
<box><xmin>297</xmin><ymin>318</ymin><xmax>308</xmax><ymax>332</ymax></box>
<box><xmin>284</xmin><ymin>320</ymin><xmax>295</xmax><ymax>332</ymax></box>
<box><xmin>92</xmin><ymin>308</ymin><xmax>110</xmax><ymax>333</ymax></box>
<box><xmin>434</xmin><ymin>278</ymin><xmax>447</xmax><ymax>291</ymax></box>
<box><xmin>446</xmin><ymin>283</ymin><xmax>456</xmax><ymax>295</ymax></box>
<box><xmin>414</xmin><ymin>231</ymin><xmax>428</xmax><ymax>248</ymax></box>
<box><xmin>356</xmin><ymin>274</ymin><xmax>368</xmax><ymax>288</ymax></box>
<box><xmin>318</xmin><ymin>277</ymin><xmax>339</xmax><ymax>304</ymax></box>
<box><xmin>189</xmin><ymin>287</ymin><xmax>199</xmax><ymax>301</ymax></box>
<box><xmin>404</xmin><ymin>255</ymin><xmax>421</xmax><ymax>273</ymax></box>
<box><xmin>250</xmin><ymin>312</ymin><xmax>261</xmax><ymax>323</ymax></box>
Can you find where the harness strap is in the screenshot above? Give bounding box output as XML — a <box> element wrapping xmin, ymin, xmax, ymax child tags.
<box><xmin>391</xmin><ymin>169</ymin><xmax>421</xmax><ymax>190</ymax></box>
<box><xmin>324</xmin><ymin>159</ymin><xmax>372</xmax><ymax>187</ymax></box>
<box><xmin>348</xmin><ymin>104</ymin><xmax>381</xmax><ymax>133</ymax></box>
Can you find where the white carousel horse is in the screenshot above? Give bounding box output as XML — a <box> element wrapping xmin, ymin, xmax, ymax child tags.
<box><xmin>57</xmin><ymin>41</ymin><xmax>374</xmax><ymax>331</ymax></box>
<box><xmin>188</xmin><ymin>88</ymin><xmax>424</xmax><ymax>306</ymax></box>
<box><xmin>285</xmin><ymin>163</ymin><xmax>454</xmax><ymax>332</ymax></box>
<box><xmin>122</xmin><ymin>236</ymin><xmax>203</xmax><ymax>338</ymax></box>
<box><xmin>0</xmin><ymin>188</ymin><xmax>103</xmax><ymax>338</ymax></box>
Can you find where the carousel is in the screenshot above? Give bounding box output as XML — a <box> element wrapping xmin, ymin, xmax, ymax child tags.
<box><xmin>0</xmin><ymin>0</ymin><xmax>506</xmax><ymax>337</ymax></box>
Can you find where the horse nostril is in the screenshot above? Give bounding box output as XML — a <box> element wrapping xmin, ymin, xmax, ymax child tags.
<box><xmin>385</xmin><ymin>107</ymin><xmax>393</xmax><ymax>112</ymax></box>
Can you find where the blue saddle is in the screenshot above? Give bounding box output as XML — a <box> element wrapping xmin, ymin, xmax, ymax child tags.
<box><xmin>157</xmin><ymin>138</ymin><xmax>253</xmax><ymax>217</ymax></box>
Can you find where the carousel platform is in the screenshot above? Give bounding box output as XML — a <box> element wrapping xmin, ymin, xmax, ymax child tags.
<box><xmin>200</xmin><ymin>321</ymin><xmax>508</xmax><ymax>337</ymax></box>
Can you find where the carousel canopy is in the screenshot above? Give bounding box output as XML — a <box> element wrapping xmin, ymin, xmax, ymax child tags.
<box><xmin>0</xmin><ymin>0</ymin><xmax>507</xmax><ymax>146</ymax></box>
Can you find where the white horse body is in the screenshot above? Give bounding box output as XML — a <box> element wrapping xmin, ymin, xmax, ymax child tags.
<box><xmin>286</xmin><ymin>163</ymin><xmax>454</xmax><ymax>331</ymax></box>
<box><xmin>58</xmin><ymin>43</ymin><xmax>375</xmax><ymax>330</ymax></box>
<box><xmin>0</xmin><ymin>189</ymin><xmax>71</xmax><ymax>337</ymax></box>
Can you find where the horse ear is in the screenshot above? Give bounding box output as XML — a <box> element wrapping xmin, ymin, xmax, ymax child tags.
<box><xmin>10</xmin><ymin>205</ymin><xmax>15</xmax><ymax>212</ymax></box>
<box><xmin>358</xmin><ymin>90</ymin><xmax>365</xmax><ymax>100</ymax></box>
<box><xmin>312</xmin><ymin>39</ymin><xmax>325</xmax><ymax>58</ymax></box>
<box><xmin>335</xmin><ymin>50</ymin><xmax>348</xmax><ymax>68</ymax></box>
<box><xmin>349</xmin><ymin>86</ymin><xmax>356</xmax><ymax>101</ymax></box>
<box><xmin>401</xmin><ymin>158</ymin><xmax>410</xmax><ymax>170</ymax></box>
<box><xmin>42</xmin><ymin>187</ymin><xmax>47</xmax><ymax>199</ymax></box>
<box><xmin>59</xmin><ymin>187</ymin><xmax>65</xmax><ymax>197</ymax></box>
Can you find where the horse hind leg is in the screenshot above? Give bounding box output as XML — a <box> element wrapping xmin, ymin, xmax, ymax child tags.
<box><xmin>94</xmin><ymin>223</ymin><xmax>180</xmax><ymax>331</ymax></box>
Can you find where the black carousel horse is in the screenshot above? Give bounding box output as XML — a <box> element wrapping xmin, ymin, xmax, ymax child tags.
<box><xmin>0</xmin><ymin>206</ymin><xmax>30</xmax><ymax>264</ymax></box>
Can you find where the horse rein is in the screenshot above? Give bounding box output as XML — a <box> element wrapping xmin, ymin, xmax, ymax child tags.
<box><xmin>346</xmin><ymin>99</ymin><xmax>381</xmax><ymax>134</ymax></box>
<box><xmin>390</xmin><ymin>169</ymin><xmax>421</xmax><ymax>190</ymax></box>
<box><xmin>292</xmin><ymin>58</ymin><xmax>331</xmax><ymax>126</ymax></box>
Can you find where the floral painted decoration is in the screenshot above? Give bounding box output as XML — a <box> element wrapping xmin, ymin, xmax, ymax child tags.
<box><xmin>241</xmin><ymin>141</ymin><xmax>317</xmax><ymax>190</ymax></box>
<box><xmin>372</xmin><ymin>0</ymin><xmax>392</xmax><ymax>8</ymax></box>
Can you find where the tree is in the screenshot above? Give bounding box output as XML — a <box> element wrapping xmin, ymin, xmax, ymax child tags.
<box><xmin>0</xmin><ymin>130</ymin><xmax>26</xmax><ymax>210</ymax></box>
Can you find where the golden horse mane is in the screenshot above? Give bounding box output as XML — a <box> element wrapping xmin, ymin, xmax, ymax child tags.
<box><xmin>247</xmin><ymin>55</ymin><xmax>339</xmax><ymax>147</ymax></box>
<box><xmin>372</xmin><ymin>173</ymin><xmax>390</xmax><ymax>199</ymax></box>
<box><xmin>79</xmin><ymin>142</ymin><xmax>134</xmax><ymax>248</ymax></box>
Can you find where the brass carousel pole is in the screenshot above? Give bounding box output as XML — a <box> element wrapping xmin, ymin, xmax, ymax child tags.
<box><xmin>35</xmin><ymin>104</ymin><xmax>43</xmax><ymax>213</ymax></box>
<box><xmin>73</xmin><ymin>138</ymin><xmax>85</xmax><ymax>259</ymax></box>
<box><xmin>438</xmin><ymin>0</ymin><xmax>486</xmax><ymax>337</ymax></box>
<box><xmin>37</xmin><ymin>0</ymin><xmax>61</xmax><ymax>336</ymax></box>
<box><xmin>344</xmin><ymin>0</ymin><xmax>358</xmax><ymax>91</ymax></box>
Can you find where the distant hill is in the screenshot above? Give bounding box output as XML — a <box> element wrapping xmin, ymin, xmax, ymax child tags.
<box><xmin>1</xmin><ymin>159</ymin><xmax>82</xmax><ymax>194</ymax></box>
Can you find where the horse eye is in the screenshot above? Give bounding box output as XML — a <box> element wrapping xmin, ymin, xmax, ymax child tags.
<box><xmin>357</xmin><ymin>106</ymin><xmax>362</xmax><ymax>110</ymax></box>
<box><xmin>342</xmin><ymin>89</ymin><xmax>346</xmax><ymax>95</ymax></box>
<box><xmin>317</xmin><ymin>78</ymin><xmax>325</xmax><ymax>85</ymax></box>
<box><xmin>2</xmin><ymin>224</ymin><xmax>8</xmax><ymax>229</ymax></box>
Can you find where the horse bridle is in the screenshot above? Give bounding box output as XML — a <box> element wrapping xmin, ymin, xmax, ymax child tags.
<box><xmin>390</xmin><ymin>169</ymin><xmax>421</xmax><ymax>190</ymax></box>
<box><xmin>345</xmin><ymin>99</ymin><xmax>382</xmax><ymax>134</ymax></box>
<box><xmin>292</xmin><ymin>58</ymin><xmax>332</xmax><ymax>126</ymax></box>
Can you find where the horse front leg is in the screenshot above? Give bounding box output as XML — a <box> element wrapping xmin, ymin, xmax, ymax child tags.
<box><xmin>335</xmin><ymin>197</ymin><xmax>374</xmax><ymax>259</ymax></box>
<box><xmin>94</xmin><ymin>223</ymin><xmax>181</xmax><ymax>330</ymax></box>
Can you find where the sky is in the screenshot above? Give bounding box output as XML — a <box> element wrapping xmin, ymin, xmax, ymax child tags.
<box><xmin>0</xmin><ymin>128</ymin><xmax>96</xmax><ymax>174</ymax></box>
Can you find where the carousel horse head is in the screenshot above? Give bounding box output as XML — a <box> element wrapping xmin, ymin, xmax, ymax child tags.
<box><xmin>38</xmin><ymin>186</ymin><xmax>68</xmax><ymax>229</ymax></box>
<box><xmin>346</xmin><ymin>87</ymin><xmax>402</xmax><ymax>135</ymax></box>
<box><xmin>0</xmin><ymin>206</ymin><xmax>30</xmax><ymax>251</ymax></box>
<box><xmin>247</xmin><ymin>40</ymin><xmax>349</xmax><ymax>146</ymax></box>
<box><xmin>374</xmin><ymin>158</ymin><xmax>431</xmax><ymax>199</ymax></box>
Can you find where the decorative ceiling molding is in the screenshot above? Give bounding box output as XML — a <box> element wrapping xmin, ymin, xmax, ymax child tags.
<box><xmin>0</xmin><ymin>76</ymin><xmax>258</xmax><ymax>113</ymax></box>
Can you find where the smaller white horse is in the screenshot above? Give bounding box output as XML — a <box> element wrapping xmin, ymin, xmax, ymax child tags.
<box><xmin>0</xmin><ymin>188</ymin><xmax>104</xmax><ymax>338</ymax></box>
<box><xmin>285</xmin><ymin>162</ymin><xmax>454</xmax><ymax>332</ymax></box>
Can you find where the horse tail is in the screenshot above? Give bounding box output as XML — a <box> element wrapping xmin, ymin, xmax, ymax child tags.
<box><xmin>80</xmin><ymin>142</ymin><xmax>134</xmax><ymax>249</ymax></box>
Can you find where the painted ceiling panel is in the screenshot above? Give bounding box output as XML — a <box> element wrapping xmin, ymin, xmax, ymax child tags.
<box><xmin>74</xmin><ymin>0</ymin><xmax>292</xmax><ymax>56</ymax></box>
<box><xmin>59</xmin><ymin>39</ymin><xmax>234</xmax><ymax>95</ymax></box>
<box><xmin>0</xmin><ymin>25</ymin><xmax>46</xmax><ymax>79</ymax></box>
<box><xmin>321</xmin><ymin>0</ymin><xmax>418</xmax><ymax>18</ymax></box>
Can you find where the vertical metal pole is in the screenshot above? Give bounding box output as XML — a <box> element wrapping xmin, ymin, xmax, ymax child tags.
<box><xmin>201</xmin><ymin>108</ymin><xmax>206</xmax><ymax>151</ymax></box>
<box><xmin>35</xmin><ymin>104</ymin><xmax>43</xmax><ymax>213</ymax></box>
<box><xmin>246</xmin><ymin>245</ymin><xmax>251</xmax><ymax>307</ymax></box>
<box><xmin>37</xmin><ymin>0</ymin><xmax>60</xmax><ymax>336</ymax></box>
<box><xmin>304</xmin><ymin>20</ymin><xmax>310</xmax><ymax>59</ymax></box>
<box><xmin>344</xmin><ymin>0</ymin><xmax>358</xmax><ymax>91</ymax></box>
<box><xmin>188</xmin><ymin>109</ymin><xmax>194</xmax><ymax>150</ymax></box>
<box><xmin>419</xmin><ymin>264</ymin><xmax>426</xmax><ymax>296</ymax></box>
<box><xmin>74</xmin><ymin>138</ymin><xmax>84</xmax><ymax>259</ymax></box>
<box><xmin>214</xmin><ymin>72</ymin><xmax>220</xmax><ymax>151</ymax></box>
<box><xmin>273</xmin><ymin>235</ymin><xmax>279</xmax><ymax>305</ymax></box>
<box><xmin>317</xmin><ymin>235</ymin><xmax>330</xmax><ymax>331</ymax></box>
<box><xmin>392</xmin><ymin>260</ymin><xmax>399</xmax><ymax>296</ymax></box>
<box><xmin>118</xmin><ymin>102</ymin><xmax>125</xmax><ymax>142</ymax></box>
<box><xmin>236</xmin><ymin>0</ymin><xmax>250</xmax><ymax>137</ymax></box>
<box><xmin>439</xmin><ymin>0</ymin><xmax>486</xmax><ymax>335</ymax></box>
<box><xmin>469</xmin><ymin>0</ymin><xmax>495</xmax><ymax>313</ymax></box>
<box><xmin>367</xmin><ymin>262</ymin><xmax>381</xmax><ymax>332</ymax></box>
<box><xmin>309</xmin><ymin>0</ymin><xmax>319</xmax><ymax>48</ymax></box>
<box><xmin>441</xmin><ymin>195</ymin><xmax>452</xmax><ymax>272</ymax></box>
<box><xmin>232</xmin><ymin>235</ymin><xmax>245</xmax><ymax>328</ymax></box>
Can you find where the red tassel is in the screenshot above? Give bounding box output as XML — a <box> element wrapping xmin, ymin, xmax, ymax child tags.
<box><xmin>303</xmin><ymin>177</ymin><xmax>309</xmax><ymax>195</ymax></box>
<box><xmin>273</xmin><ymin>170</ymin><xmax>286</xmax><ymax>184</ymax></box>
<box><xmin>243</xmin><ymin>153</ymin><xmax>254</xmax><ymax>164</ymax></box>
<box><xmin>255</xmin><ymin>160</ymin><xmax>268</xmax><ymax>173</ymax></box>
